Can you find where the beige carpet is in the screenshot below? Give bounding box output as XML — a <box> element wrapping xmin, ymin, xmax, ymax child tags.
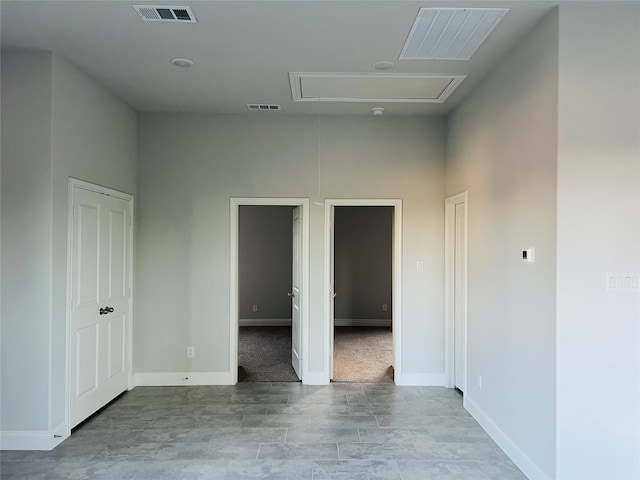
<box><xmin>333</xmin><ymin>326</ymin><xmax>394</xmax><ymax>383</ymax></box>
<box><xmin>238</xmin><ymin>325</ymin><xmax>393</xmax><ymax>383</ymax></box>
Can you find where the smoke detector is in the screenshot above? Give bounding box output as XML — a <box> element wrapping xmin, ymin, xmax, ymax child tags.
<box><xmin>371</xmin><ymin>108</ymin><xmax>385</xmax><ymax>116</ymax></box>
<box><xmin>373</xmin><ymin>61</ymin><xmax>394</xmax><ymax>71</ymax></box>
<box><xmin>132</xmin><ymin>5</ymin><xmax>197</xmax><ymax>23</ymax></box>
<box><xmin>170</xmin><ymin>57</ymin><xmax>194</xmax><ymax>68</ymax></box>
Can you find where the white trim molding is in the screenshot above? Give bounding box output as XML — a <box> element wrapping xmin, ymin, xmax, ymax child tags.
<box><xmin>324</xmin><ymin>199</ymin><xmax>402</xmax><ymax>385</ymax></box>
<box><xmin>301</xmin><ymin>372</ymin><xmax>328</xmax><ymax>386</ymax></box>
<box><xmin>396</xmin><ymin>372</ymin><xmax>445</xmax><ymax>386</ymax></box>
<box><xmin>239</xmin><ymin>318</ymin><xmax>292</xmax><ymax>327</ymax></box>
<box><xmin>0</xmin><ymin>423</ymin><xmax>68</xmax><ymax>451</ymax></box>
<box><xmin>134</xmin><ymin>372</ymin><xmax>235</xmax><ymax>386</ymax></box>
<box><xmin>444</xmin><ymin>191</ymin><xmax>468</xmax><ymax>390</ymax></box>
<box><xmin>465</xmin><ymin>396</ymin><xmax>551</xmax><ymax>480</ymax></box>
<box><xmin>334</xmin><ymin>319</ymin><xmax>392</xmax><ymax>327</ymax></box>
<box><xmin>230</xmin><ymin>198</ymin><xmax>310</xmax><ymax>385</ymax></box>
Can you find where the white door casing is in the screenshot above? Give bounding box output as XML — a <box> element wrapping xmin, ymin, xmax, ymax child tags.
<box><xmin>291</xmin><ymin>206</ymin><xmax>302</xmax><ymax>379</ymax></box>
<box><xmin>454</xmin><ymin>202</ymin><xmax>467</xmax><ymax>391</ymax></box>
<box><xmin>69</xmin><ymin>181</ymin><xmax>133</xmax><ymax>428</ymax></box>
<box><xmin>444</xmin><ymin>192</ymin><xmax>468</xmax><ymax>391</ymax></box>
<box><xmin>229</xmin><ymin>198</ymin><xmax>310</xmax><ymax>384</ymax></box>
<box><xmin>329</xmin><ymin>206</ymin><xmax>335</xmax><ymax>379</ymax></box>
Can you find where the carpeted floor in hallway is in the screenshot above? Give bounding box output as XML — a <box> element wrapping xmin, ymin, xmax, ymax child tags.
<box><xmin>332</xmin><ymin>326</ymin><xmax>393</xmax><ymax>383</ymax></box>
<box><xmin>238</xmin><ymin>325</ymin><xmax>393</xmax><ymax>383</ymax></box>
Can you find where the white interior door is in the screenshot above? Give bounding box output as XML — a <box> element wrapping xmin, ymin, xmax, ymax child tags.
<box><xmin>290</xmin><ymin>206</ymin><xmax>302</xmax><ymax>379</ymax></box>
<box><xmin>454</xmin><ymin>202</ymin><xmax>467</xmax><ymax>392</ymax></box>
<box><xmin>70</xmin><ymin>186</ymin><xmax>131</xmax><ymax>427</ymax></box>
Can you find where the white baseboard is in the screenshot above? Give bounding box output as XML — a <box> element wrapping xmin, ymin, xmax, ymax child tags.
<box><xmin>464</xmin><ymin>395</ymin><xmax>551</xmax><ymax>480</ymax></box>
<box><xmin>396</xmin><ymin>372</ymin><xmax>444</xmax><ymax>386</ymax></box>
<box><xmin>334</xmin><ymin>319</ymin><xmax>392</xmax><ymax>327</ymax></box>
<box><xmin>239</xmin><ymin>318</ymin><xmax>291</xmax><ymax>327</ymax></box>
<box><xmin>0</xmin><ymin>422</ymin><xmax>68</xmax><ymax>451</ymax></box>
<box><xmin>303</xmin><ymin>371</ymin><xmax>329</xmax><ymax>385</ymax></box>
<box><xmin>134</xmin><ymin>371</ymin><xmax>235</xmax><ymax>386</ymax></box>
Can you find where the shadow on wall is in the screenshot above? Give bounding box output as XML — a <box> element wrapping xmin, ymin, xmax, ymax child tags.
<box><xmin>334</xmin><ymin>206</ymin><xmax>393</xmax><ymax>326</ymax></box>
<box><xmin>238</xmin><ymin>205</ymin><xmax>295</xmax><ymax>325</ymax></box>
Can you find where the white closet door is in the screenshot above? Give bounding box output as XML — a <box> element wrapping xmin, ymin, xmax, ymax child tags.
<box><xmin>70</xmin><ymin>187</ymin><xmax>131</xmax><ymax>427</ymax></box>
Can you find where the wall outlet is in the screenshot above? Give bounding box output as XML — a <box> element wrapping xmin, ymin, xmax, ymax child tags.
<box><xmin>187</xmin><ymin>346</ymin><xmax>195</xmax><ymax>358</ymax></box>
<box><xmin>416</xmin><ymin>261</ymin><xmax>424</xmax><ymax>272</ymax></box>
<box><xmin>477</xmin><ymin>375</ymin><xmax>482</xmax><ymax>390</ymax></box>
<box><xmin>252</xmin><ymin>304</ymin><xmax>259</xmax><ymax>312</ymax></box>
<box><xmin>382</xmin><ymin>304</ymin><xmax>388</xmax><ymax>312</ymax></box>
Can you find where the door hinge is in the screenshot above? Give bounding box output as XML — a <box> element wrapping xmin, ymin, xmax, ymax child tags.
<box><xmin>129</xmin><ymin>287</ymin><xmax>132</xmax><ymax>298</ymax></box>
<box><xmin>129</xmin><ymin>214</ymin><xmax>132</xmax><ymax>226</ymax></box>
<box><xmin>72</xmin><ymin>205</ymin><xmax>75</xmax><ymax>217</ymax></box>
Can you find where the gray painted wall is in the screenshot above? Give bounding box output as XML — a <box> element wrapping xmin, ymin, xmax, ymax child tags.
<box><xmin>135</xmin><ymin>114</ymin><xmax>446</xmax><ymax>376</ymax></box>
<box><xmin>49</xmin><ymin>55</ymin><xmax>137</xmax><ymax>429</ymax></box>
<box><xmin>334</xmin><ymin>206</ymin><xmax>392</xmax><ymax>322</ymax></box>
<box><xmin>1</xmin><ymin>51</ymin><xmax>54</xmax><ymax>432</ymax></box>
<box><xmin>556</xmin><ymin>5</ymin><xmax>640</xmax><ymax>479</ymax></box>
<box><xmin>0</xmin><ymin>51</ymin><xmax>137</xmax><ymax>436</ymax></box>
<box><xmin>239</xmin><ymin>205</ymin><xmax>294</xmax><ymax>321</ymax></box>
<box><xmin>446</xmin><ymin>10</ymin><xmax>559</xmax><ymax>477</ymax></box>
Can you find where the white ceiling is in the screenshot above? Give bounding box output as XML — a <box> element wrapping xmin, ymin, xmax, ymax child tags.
<box><xmin>1</xmin><ymin>0</ymin><xmax>562</xmax><ymax>115</ymax></box>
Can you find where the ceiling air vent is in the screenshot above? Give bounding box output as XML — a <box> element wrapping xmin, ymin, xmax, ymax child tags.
<box><xmin>247</xmin><ymin>104</ymin><xmax>281</xmax><ymax>111</ymax></box>
<box><xmin>132</xmin><ymin>5</ymin><xmax>197</xmax><ymax>23</ymax></box>
<box><xmin>400</xmin><ymin>8</ymin><xmax>508</xmax><ymax>60</ymax></box>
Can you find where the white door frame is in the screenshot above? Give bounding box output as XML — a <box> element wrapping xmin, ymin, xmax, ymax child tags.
<box><xmin>66</xmin><ymin>178</ymin><xmax>134</xmax><ymax>435</ymax></box>
<box><xmin>229</xmin><ymin>198</ymin><xmax>310</xmax><ymax>384</ymax></box>
<box><xmin>324</xmin><ymin>199</ymin><xmax>402</xmax><ymax>384</ymax></box>
<box><xmin>444</xmin><ymin>191</ymin><xmax>467</xmax><ymax>389</ymax></box>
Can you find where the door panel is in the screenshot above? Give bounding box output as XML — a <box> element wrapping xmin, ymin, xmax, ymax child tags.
<box><xmin>108</xmin><ymin>315</ymin><xmax>126</xmax><ymax>378</ymax></box>
<box><xmin>108</xmin><ymin>209</ymin><xmax>127</xmax><ymax>300</ymax></box>
<box><xmin>76</xmin><ymin>324</ymin><xmax>99</xmax><ymax>397</ymax></box>
<box><xmin>77</xmin><ymin>203</ymin><xmax>100</xmax><ymax>307</ymax></box>
<box><xmin>71</xmin><ymin>186</ymin><xmax>131</xmax><ymax>428</ymax></box>
<box><xmin>291</xmin><ymin>206</ymin><xmax>302</xmax><ymax>379</ymax></box>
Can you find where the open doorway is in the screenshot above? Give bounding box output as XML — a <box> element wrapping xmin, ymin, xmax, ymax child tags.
<box><xmin>325</xmin><ymin>199</ymin><xmax>402</xmax><ymax>384</ymax></box>
<box><xmin>230</xmin><ymin>198</ymin><xmax>309</xmax><ymax>384</ymax></box>
<box><xmin>333</xmin><ymin>206</ymin><xmax>393</xmax><ymax>382</ymax></box>
<box><xmin>237</xmin><ymin>205</ymin><xmax>297</xmax><ymax>382</ymax></box>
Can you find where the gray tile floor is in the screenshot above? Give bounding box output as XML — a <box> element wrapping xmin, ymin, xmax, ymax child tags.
<box><xmin>1</xmin><ymin>383</ymin><xmax>526</xmax><ymax>480</ymax></box>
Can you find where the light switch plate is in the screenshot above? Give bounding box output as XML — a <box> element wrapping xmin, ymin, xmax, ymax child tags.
<box><xmin>522</xmin><ymin>248</ymin><xmax>535</xmax><ymax>264</ymax></box>
<box><xmin>606</xmin><ymin>273</ymin><xmax>639</xmax><ymax>292</ymax></box>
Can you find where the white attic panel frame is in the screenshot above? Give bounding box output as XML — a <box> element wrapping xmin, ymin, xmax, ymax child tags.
<box><xmin>289</xmin><ymin>73</ymin><xmax>466</xmax><ymax>104</ymax></box>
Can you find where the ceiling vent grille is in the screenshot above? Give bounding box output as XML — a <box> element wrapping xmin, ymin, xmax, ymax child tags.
<box><xmin>400</xmin><ymin>8</ymin><xmax>508</xmax><ymax>60</ymax></box>
<box><xmin>132</xmin><ymin>5</ymin><xmax>196</xmax><ymax>23</ymax></box>
<box><xmin>247</xmin><ymin>104</ymin><xmax>281</xmax><ymax>111</ymax></box>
